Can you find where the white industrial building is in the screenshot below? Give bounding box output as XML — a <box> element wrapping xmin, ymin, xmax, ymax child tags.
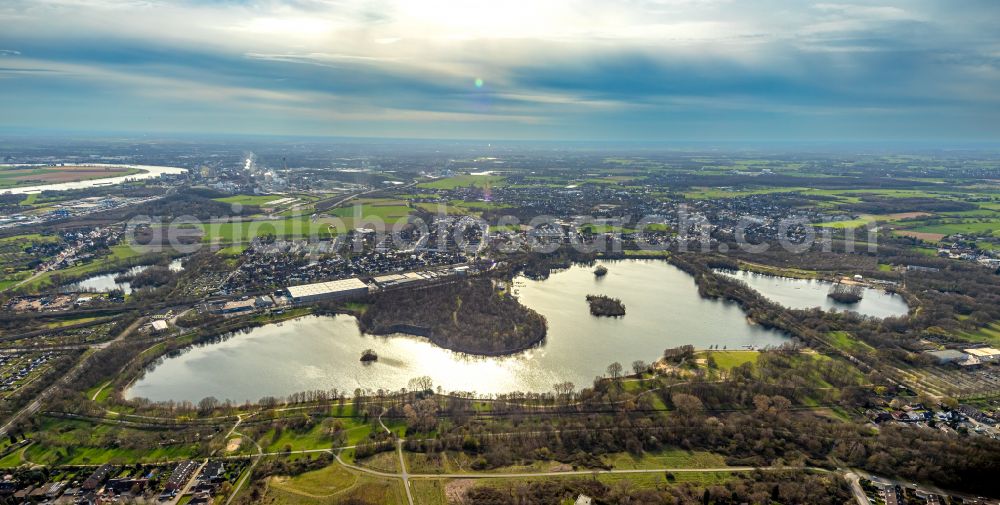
<box><xmin>964</xmin><ymin>347</ymin><xmax>1000</xmax><ymax>362</ymax></box>
<box><xmin>287</xmin><ymin>278</ymin><xmax>370</xmax><ymax>303</ymax></box>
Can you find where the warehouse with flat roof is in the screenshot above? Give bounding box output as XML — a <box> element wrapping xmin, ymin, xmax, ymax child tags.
<box><xmin>964</xmin><ymin>347</ymin><xmax>1000</xmax><ymax>362</ymax></box>
<box><xmin>287</xmin><ymin>278</ymin><xmax>370</xmax><ymax>303</ymax></box>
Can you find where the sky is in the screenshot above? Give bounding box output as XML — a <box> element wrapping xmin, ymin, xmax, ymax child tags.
<box><xmin>0</xmin><ymin>0</ymin><xmax>998</xmax><ymax>141</ymax></box>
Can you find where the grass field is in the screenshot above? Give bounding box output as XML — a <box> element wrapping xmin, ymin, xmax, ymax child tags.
<box><xmin>466</xmin><ymin>470</ymin><xmax>735</xmax><ymax>497</ymax></box>
<box><xmin>267</xmin><ymin>467</ymin><xmax>406</xmax><ymax>504</ymax></box>
<box><xmin>417</xmin><ymin>175</ymin><xmax>505</xmax><ymax>190</ymax></box>
<box><xmin>905</xmin><ymin>219</ymin><xmax>1000</xmax><ymax>238</ymax></box>
<box><xmin>214</xmin><ymin>194</ymin><xmax>284</xmax><ymax>206</ymax></box>
<box><xmin>15</xmin><ymin>417</ymin><xmax>202</xmax><ymax>466</ymax></box>
<box><xmin>328</xmin><ymin>199</ymin><xmax>412</xmax><ymax>222</ymax></box>
<box><xmin>604</xmin><ymin>448</ymin><xmax>727</xmax><ymax>469</ymax></box>
<box><xmin>413</xmin><ymin>202</ymin><xmax>470</xmax><ymax>215</ymax></box>
<box><xmin>269</xmin><ymin>463</ymin><xmax>358</xmax><ymax>497</ymax></box>
<box><xmin>260</xmin><ymin>419</ymin><xmax>372</xmax><ymax>453</ymax></box>
<box><xmin>954</xmin><ymin>322</ymin><xmax>1000</xmax><ymax>347</ymax></box>
<box><xmin>826</xmin><ymin>331</ymin><xmax>875</xmax><ymax>353</ymax></box>
<box><xmin>696</xmin><ymin>350</ymin><xmax>759</xmax><ymax>370</ymax></box>
<box><xmin>410</xmin><ymin>480</ymin><xmax>447</xmax><ymax>505</ymax></box>
<box><xmin>200</xmin><ymin>217</ymin><xmax>337</xmax><ymax>243</ymax></box>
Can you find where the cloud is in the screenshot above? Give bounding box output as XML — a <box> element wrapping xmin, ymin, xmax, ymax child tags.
<box><xmin>0</xmin><ymin>0</ymin><xmax>996</xmax><ymax>140</ymax></box>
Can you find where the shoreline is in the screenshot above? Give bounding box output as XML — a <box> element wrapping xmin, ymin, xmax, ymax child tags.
<box><xmin>1</xmin><ymin>163</ymin><xmax>187</xmax><ymax>195</ymax></box>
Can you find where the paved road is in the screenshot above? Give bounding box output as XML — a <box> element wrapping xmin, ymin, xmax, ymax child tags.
<box><xmin>846</xmin><ymin>471</ymin><xmax>871</xmax><ymax>505</ymax></box>
<box><xmin>225</xmin><ymin>427</ymin><xmax>264</xmax><ymax>505</ymax></box>
<box><xmin>167</xmin><ymin>459</ymin><xmax>207</xmax><ymax>505</ymax></box>
<box><xmin>334</xmin><ymin>450</ymin><xmax>808</xmax><ymax>480</ymax></box>
<box><xmin>377</xmin><ymin>410</ymin><xmax>414</xmax><ymax>505</ymax></box>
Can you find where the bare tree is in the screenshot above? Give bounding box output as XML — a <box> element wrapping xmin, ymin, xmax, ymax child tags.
<box><xmin>606</xmin><ymin>361</ymin><xmax>623</xmax><ymax>380</ymax></box>
<box><xmin>407</xmin><ymin>376</ymin><xmax>434</xmax><ymax>392</ymax></box>
<box><xmin>631</xmin><ymin>360</ymin><xmax>647</xmax><ymax>376</ymax></box>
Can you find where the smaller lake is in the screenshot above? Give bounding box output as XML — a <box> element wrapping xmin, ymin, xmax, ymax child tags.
<box><xmin>64</xmin><ymin>258</ymin><xmax>184</xmax><ymax>294</ymax></box>
<box><xmin>716</xmin><ymin>270</ymin><xmax>909</xmax><ymax>319</ymax></box>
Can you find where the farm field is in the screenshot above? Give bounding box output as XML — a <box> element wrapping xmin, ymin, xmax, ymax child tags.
<box><xmin>813</xmin><ymin>212</ymin><xmax>931</xmax><ymax>228</ymax></box>
<box><xmin>417</xmin><ymin>175</ymin><xmax>505</xmax><ymax>190</ymax></box>
<box><xmin>903</xmin><ymin>220</ymin><xmax>1000</xmax><ymax>238</ymax></box>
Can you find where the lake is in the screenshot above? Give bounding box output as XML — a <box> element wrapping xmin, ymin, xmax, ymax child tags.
<box><xmin>3</xmin><ymin>164</ymin><xmax>187</xmax><ymax>194</ymax></box>
<box><xmin>127</xmin><ymin>260</ymin><xmax>790</xmax><ymax>403</ymax></box>
<box><xmin>716</xmin><ymin>269</ymin><xmax>909</xmax><ymax>318</ymax></box>
<box><xmin>63</xmin><ymin>258</ymin><xmax>184</xmax><ymax>295</ymax></box>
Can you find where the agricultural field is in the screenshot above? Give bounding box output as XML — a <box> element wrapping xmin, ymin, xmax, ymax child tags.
<box><xmin>682</xmin><ymin>187</ymin><xmax>808</xmax><ymax>199</ymax></box>
<box><xmin>813</xmin><ymin>212</ymin><xmax>931</xmax><ymax>228</ymax></box>
<box><xmin>417</xmin><ymin>175</ymin><xmax>505</xmax><ymax>190</ymax></box>
<box><xmin>902</xmin><ymin>219</ymin><xmax>1000</xmax><ymax>238</ymax></box>
<box><xmin>0</xmin><ymin>165</ymin><xmax>141</xmax><ymax>189</ymax></box>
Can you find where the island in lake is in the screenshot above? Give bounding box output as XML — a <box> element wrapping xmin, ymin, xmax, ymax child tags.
<box><xmin>356</xmin><ymin>278</ymin><xmax>547</xmax><ymax>355</ymax></box>
<box><xmin>586</xmin><ymin>294</ymin><xmax>626</xmax><ymax>317</ymax></box>
<box><xmin>594</xmin><ymin>265</ymin><xmax>608</xmax><ymax>277</ymax></box>
<box><xmin>828</xmin><ymin>283</ymin><xmax>864</xmax><ymax>304</ymax></box>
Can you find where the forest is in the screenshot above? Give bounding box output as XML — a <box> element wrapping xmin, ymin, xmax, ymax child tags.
<box><xmin>357</xmin><ymin>278</ymin><xmax>548</xmax><ymax>355</ymax></box>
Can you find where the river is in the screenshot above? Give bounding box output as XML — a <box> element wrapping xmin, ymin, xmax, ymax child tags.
<box><xmin>127</xmin><ymin>260</ymin><xmax>789</xmax><ymax>403</ymax></box>
<box><xmin>2</xmin><ymin>164</ymin><xmax>187</xmax><ymax>195</ymax></box>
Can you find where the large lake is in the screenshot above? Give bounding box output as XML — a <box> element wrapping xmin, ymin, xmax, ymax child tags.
<box><xmin>2</xmin><ymin>164</ymin><xmax>187</xmax><ymax>194</ymax></box>
<box><xmin>127</xmin><ymin>260</ymin><xmax>789</xmax><ymax>403</ymax></box>
<box><xmin>716</xmin><ymin>270</ymin><xmax>909</xmax><ymax>319</ymax></box>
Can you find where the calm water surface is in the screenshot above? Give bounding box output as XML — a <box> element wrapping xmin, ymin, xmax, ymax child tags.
<box><xmin>3</xmin><ymin>164</ymin><xmax>187</xmax><ymax>194</ymax></box>
<box><xmin>716</xmin><ymin>270</ymin><xmax>909</xmax><ymax>318</ymax></box>
<box><xmin>127</xmin><ymin>260</ymin><xmax>789</xmax><ymax>403</ymax></box>
<box><xmin>64</xmin><ymin>258</ymin><xmax>184</xmax><ymax>294</ymax></box>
